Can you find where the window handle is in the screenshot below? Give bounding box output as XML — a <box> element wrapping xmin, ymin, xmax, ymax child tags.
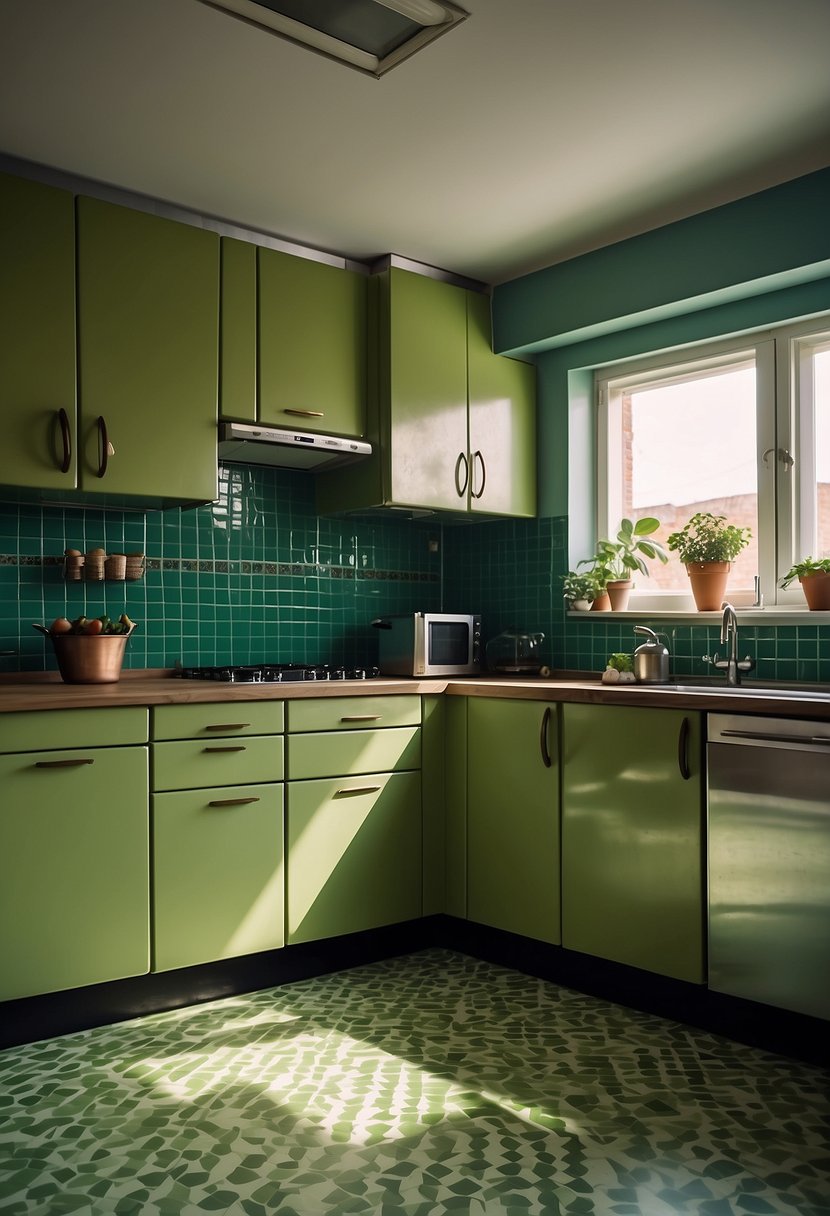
<box><xmin>762</xmin><ymin>447</ymin><xmax>794</xmax><ymax>470</ymax></box>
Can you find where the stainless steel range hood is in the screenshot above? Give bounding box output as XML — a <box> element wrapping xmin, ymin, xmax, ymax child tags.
<box><xmin>218</xmin><ymin>422</ymin><xmax>372</xmax><ymax>472</ymax></box>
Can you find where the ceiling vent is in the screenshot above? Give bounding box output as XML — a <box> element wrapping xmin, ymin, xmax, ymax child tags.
<box><xmin>198</xmin><ymin>0</ymin><xmax>469</xmax><ymax>77</ymax></box>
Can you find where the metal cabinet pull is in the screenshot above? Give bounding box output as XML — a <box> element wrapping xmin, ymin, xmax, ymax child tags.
<box><xmin>334</xmin><ymin>785</ymin><xmax>382</xmax><ymax>797</ymax></box>
<box><xmin>678</xmin><ymin>717</ymin><xmax>691</xmax><ymax>780</ymax></box>
<box><xmin>202</xmin><ymin>745</ymin><xmax>247</xmax><ymax>753</ymax></box>
<box><xmin>471</xmin><ymin>450</ymin><xmax>486</xmax><ymax>499</ymax></box>
<box><xmin>35</xmin><ymin>758</ymin><xmax>94</xmax><ymax>769</ymax></box>
<box><xmin>721</xmin><ymin>728</ymin><xmax>830</xmax><ymax>746</ymax></box>
<box><xmin>454</xmin><ymin>451</ymin><xmax>469</xmax><ymax>497</ymax></box>
<box><xmin>204</xmin><ymin>723</ymin><xmax>251</xmax><ymax>731</ymax></box>
<box><xmin>540</xmin><ymin>706</ymin><xmax>552</xmax><ymax>768</ymax></box>
<box><xmin>96</xmin><ymin>415</ymin><xmax>115</xmax><ymax>478</ymax></box>
<box><xmin>208</xmin><ymin>797</ymin><xmax>261</xmax><ymax>807</ymax></box>
<box><xmin>57</xmin><ymin>407</ymin><xmax>72</xmax><ymax>474</ymax></box>
<box><xmin>283</xmin><ymin>408</ymin><xmax>324</xmax><ymax>418</ymax></box>
<box><xmin>340</xmin><ymin>715</ymin><xmax>381</xmax><ymax>722</ymax></box>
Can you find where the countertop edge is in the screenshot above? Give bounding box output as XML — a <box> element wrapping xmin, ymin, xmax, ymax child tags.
<box><xmin>0</xmin><ymin>672</ymin><xmax>829</xmax><ymax>717</ymax></box>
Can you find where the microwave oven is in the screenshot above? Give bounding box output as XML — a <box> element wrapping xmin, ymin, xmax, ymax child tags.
<box><xmin>371</xmin><ymin>612</ymin><xmax>482</xmax><ymax>677</ymax></box>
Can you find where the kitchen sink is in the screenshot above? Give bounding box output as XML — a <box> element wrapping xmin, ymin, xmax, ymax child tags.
<box><xmin>660</xmin><ymin>679</ymin><xmax>830</xmax><ymax>701</ymax></box>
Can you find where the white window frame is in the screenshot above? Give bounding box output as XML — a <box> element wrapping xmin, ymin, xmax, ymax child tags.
<box><xmin>593</xmin><ymin>328</ymin><xmax>805</xmax><ymax>612</ymax></box>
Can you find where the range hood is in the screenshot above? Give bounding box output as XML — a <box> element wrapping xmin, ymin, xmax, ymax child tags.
<box><xmin>218</xmin><ymin>422</ymin><xmax>372</xmax><ymax>472</ymax></box>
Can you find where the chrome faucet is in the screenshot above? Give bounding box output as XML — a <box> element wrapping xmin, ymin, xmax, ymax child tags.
<box><xmin>712</xmin><ymin>601</ymin><xmax>756</xmax><ymax>686</ymax></box>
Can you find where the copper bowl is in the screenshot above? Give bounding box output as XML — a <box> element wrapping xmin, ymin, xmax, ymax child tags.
<box><xmin>34</xmin><ymin>625</ymin><xmax>137</xmax><ymax>684</ymax></box>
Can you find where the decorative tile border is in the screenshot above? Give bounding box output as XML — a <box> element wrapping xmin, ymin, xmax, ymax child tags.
<box><xmin>0</xmin><ymin>554</ymin><xmax>438</xmax><ymax>583</ymax></box>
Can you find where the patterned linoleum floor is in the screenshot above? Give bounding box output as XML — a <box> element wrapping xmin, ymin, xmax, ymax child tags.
<box><xmin>1</xmin><ymin>951</ymin><xmax>829</xmax><ymax>1216</ymax></box>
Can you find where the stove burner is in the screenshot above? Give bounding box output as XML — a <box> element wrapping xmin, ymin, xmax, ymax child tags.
<box><xmin>176</xmin><ymin>663</ymin><xmax>380</xmax><ymax>683</ymax></box>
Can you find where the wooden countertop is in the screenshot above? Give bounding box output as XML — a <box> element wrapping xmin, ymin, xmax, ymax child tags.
<box><xmin>1</xmin><ymin>670</ymin><xmax>829</xmax><ymax>718</ymax></box>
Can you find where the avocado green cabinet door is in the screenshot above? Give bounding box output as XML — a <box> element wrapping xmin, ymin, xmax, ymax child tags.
<box><xmin>287</xmin><ymin>770</ymin><xmax>421</xmax><ymax>944</ymax></box>
<box><xmin>467</xmin><ymin>698</ymin><xmax>560</xmax><ymax>944</ymax></box>
<box><xmin>258</xmin><ymin>247</ymin><xmax>367</xmax><ymax>437</ymax></box>
<box><xmin>219</xmin><ymin>236</ymin><xmax>257</xmax><ymax>423</ymax></box>
<box><xmin>467</xmin><ymin>291</ymin><xmax>536</xmax><ymax>518</ymax></box>
<box><xmin>0</xmin><ymin>745</ymin><xmax>149</xmax><ymax>1001</ymax></box>
<box><xmin>386</xmin><ymin>268</ymin><xmax>469</xmax><ymax>511</ymax></box>
<box><xmin>561</xmin><ymin>703</ymin><xmax>704</xmax><ymax>983</ymax></box>
<box><xmin>152</xmin><ymin>782</ymin><xmax>284</xmax><ymax>971</ymax></box>
<box><xmin>76</xmin><ymin>196</ymin><xmax>219</xmax><ymax>502</ymax></box>
<box><xmin>0</xmin><ymin>173</ymin><xmax>77</xmax><ymax>493</ymax></box>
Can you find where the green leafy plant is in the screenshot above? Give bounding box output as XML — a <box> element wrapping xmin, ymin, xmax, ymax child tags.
<box><xmin>779</xmin><ymin>556</ymin><xmax>830</xmax><ymax>588</ymax></box>
<box><xmin>561</xmin><ymin>570</ymin><xmax>601</xmax><ymax>603</ymax></box>
<box><xmin>666</xmin><ymin>512</ymin><xmax>751</xmax><ymax>564</ymax></box>
<box><xmin>607</xmin><ymin>652</ymin><xmax>633</xmax><ymax>672</ymax></box>
<box><xmin>583</xmin><ymin>517</ymin><xmax>669</xmax><ymax>582</ymax></box>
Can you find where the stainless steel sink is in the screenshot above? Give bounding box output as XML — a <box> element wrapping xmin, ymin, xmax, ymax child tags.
<box><xmin>662</xmin><ymin>679</ymin><xmax>830</xmax><ymax>701</ymax></box>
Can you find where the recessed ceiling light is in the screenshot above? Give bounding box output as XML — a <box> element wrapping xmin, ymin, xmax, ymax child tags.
<box><xmin>197</xmin><ymin>0</ymin><xmax>469</xmax><ymax>77</ymax></box>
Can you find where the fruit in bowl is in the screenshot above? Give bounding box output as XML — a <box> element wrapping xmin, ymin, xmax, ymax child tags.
<box><xmin>33</xmin><ymin>615</ymin><xmax>139</xmax><ymax>683</ymax></box>
<box><xmin>40</xmin><ymin>613</ymin><xmax>136</xmax><ymax>637</ymax></box>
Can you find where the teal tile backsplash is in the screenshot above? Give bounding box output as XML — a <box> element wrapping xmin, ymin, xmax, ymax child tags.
<box><xmin>443</xmin><ymin>515</ymin><xmax>830</xmax><ymax>684</ymax></box>
<box><xmin>1</xmin><ymin>478</ymin><xmax>827</xmax><ymax>681</ymax></box>
<box><xmin>0</xmin><ymin>466</ymin><xmax>440</xmax><ymax>673</ymax></box>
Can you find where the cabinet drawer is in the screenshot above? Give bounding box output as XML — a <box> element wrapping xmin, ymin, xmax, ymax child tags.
<box><xmin>153</xmin><ymin>735</ymin><xmax>284</xmax><ymax>791</ymax></box>
<box><xmin>0</xmin><ymin>707</ymin><xmax>148</xmax><ymax>754</ymax></box>
<box><xmin>286</xmin><ymin>770</ymin><xmax>422</xmax><ymax>945</ymax></box>
<box><xmin>286</xmin><ymin>695</ymin><xmax>420</xmax><ymax>733</ymax></box>
<box><xmin>152</xmin><ymin>701</ymin><xmax>284</xmax><ymax>740</ymax></box>
<box><xmin>152</xmin><ymin>782</ymin><xmax>284</xmax><ymax>972</ymax></box>
<box><xmin>288</xmin><ymin>726</ymin><xmax>420</xmax><ymax>780</ymax></box>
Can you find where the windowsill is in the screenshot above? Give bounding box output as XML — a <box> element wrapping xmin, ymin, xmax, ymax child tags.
<box><xmin>567</xmin><ymin>608</ymin><xmax>830</xmax><ymax>624</ymax></box>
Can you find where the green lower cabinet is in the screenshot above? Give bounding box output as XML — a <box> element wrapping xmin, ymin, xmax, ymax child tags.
<box><xmin>561</xmin><ymin>703</ymin><xmax>704</xmax><ymax>983</ymax></box>
<box><xmin>467</xmin><ymin>698</ymin><xmax>560</xmax><ymax>944</ymax></box>
<box><xmin>287</xmin><ymin>771</ymin><xmax>422</xmax><ymax>945</ymax></box>
<box><xmin>152</xmin><ymin>783</ymin><xmax>284</xmax><ymax>972</ymax></box>
<box><xmin>0</xmin><ymin>745</ymin><xmax>149</xmax><ymax>1001</ymax></box>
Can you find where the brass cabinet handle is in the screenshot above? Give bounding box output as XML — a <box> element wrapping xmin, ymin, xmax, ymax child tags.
<box><xmin>471</xmin><ymin>450</ymin><xmax>486</xmax><ymax>500</ymax></box>
<box><xmin>283</xmin><ymin>408</ymin><xmax>324</xmax><ymax>418</ymax></box>
<box><xmin>57</xmin><ymin>407</ymin><xmax>72</xmax><ymax>474</ymax></box>
<box><xmin>539</xmin><ymin>706</ymin><xmax>552</xmax><ymax>768</ymax></box>
<box><xmin>340</xmin><ymin>715</ymin><xmax>382</xmax><ymax>722</ymax></box>
<box><xmin>208</xmin><ymin>797</ymin><xmax>261</xmax><ymax>807</ymax></box>
<box><xmin>204</xmin><ymin>723</ymin><xmax>251</xmax><ymax>731</ymax></box>
<box><xmin>678</xmin><ymin>717</ymin><xmax>691</xmax><ymax>780</ymax></box>
<box><xmin>454</xmin><ymin>451</ymin><xmax>469</xmax><ymax>497</ymax></box>
<box><xmin>334</xmin><ymin>785</ymin><xmax>382</xmax><ymax>797</ymax></box>
<box><xmin>202</xmin><ymin>745</ymin><xmax>247</xmax><ymax>753</ymax></box>
<box><xmin>35</xmin><ymin>758</ymin><xmax>94</xmax><ymax>769</ymax></box>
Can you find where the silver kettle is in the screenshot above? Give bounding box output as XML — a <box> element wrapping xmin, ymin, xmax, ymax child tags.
<box><xmin>633</xmin><ymin>626</ymin><xmax>670</xmax><ymax>684</ymax></box>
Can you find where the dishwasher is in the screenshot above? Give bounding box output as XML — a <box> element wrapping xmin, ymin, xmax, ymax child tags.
<box><xmin>708</xmin><ymin>713</ymin><xmax>830</xmax><ymax>1022</ymax></box>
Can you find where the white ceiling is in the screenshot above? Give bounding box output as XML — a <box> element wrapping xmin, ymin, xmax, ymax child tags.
<box><xmin>1</xmin><ymin>0</ymin><xmax>829</xmax><ymax>284</ymax></box>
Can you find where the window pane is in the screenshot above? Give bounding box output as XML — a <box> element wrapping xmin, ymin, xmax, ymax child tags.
<box><xmin>622</xmin><ymin>365</ymin><xmax>757</xmax><ymax>592</ymax></box>
<box><xmin>816</xmin><ymin>348</ymin><xmax>830</xmax><ymax>559</ymax></box>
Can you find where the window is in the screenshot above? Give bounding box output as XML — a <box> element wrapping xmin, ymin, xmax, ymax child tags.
<box><xmin>595</xmin><ymin>315</ymin><xmax>830</xmax><ymax>610</ymax></box>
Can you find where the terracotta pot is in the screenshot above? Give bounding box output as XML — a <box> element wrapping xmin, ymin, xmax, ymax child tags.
<box><xmin>685</xmin><ymin>561</ymin><xmax>730</xmax><ymax>612</ymax></box>
<box><xmin>590</xmin><ymin>590</ymin><xmax>612</xmax><ymax>612</ymax></box>
<box><xmin>799</xmin><ymin>571</ymin><xmax>830</xmax><ymax>611</ymax></box>
<box><xmin>606</xmin><ymin>579</ymin><xmax>633</xmax><ymax>611</ymax></box>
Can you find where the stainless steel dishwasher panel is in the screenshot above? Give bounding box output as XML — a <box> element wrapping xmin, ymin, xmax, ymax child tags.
<box><xmin>707</xmin><ymin>713</ymin><xmax>830</xmax><ymax>1021</ymax></box>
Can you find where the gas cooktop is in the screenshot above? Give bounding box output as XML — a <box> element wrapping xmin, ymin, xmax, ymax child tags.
<box><xmin>175</xmin><ymin>663</ymin><xmax>380</xmax><ymax>683</ymax></box>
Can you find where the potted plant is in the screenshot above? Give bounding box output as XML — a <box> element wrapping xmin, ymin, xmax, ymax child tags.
<box><xmin>562</xmin><ymin>570</ymin><xmax>600</xmax><ymax>612</ymax></box>
<box><xmin>589</xmin><ymin>517</ymin><xmax>669</xmax><ymax>610</ymax></box>
<box><xmin>575</xmin><ymin>557</ymin><xmax>613</xmax><ymax>611</ymax></box>
<box><xmin>666</xmin><ymin>512</ymin><xmax>751</xmax><ymax>611</ymax></box>
<box><xmin>779</xmin><ymin>557</ymin><xmax>830</xmax><ymax>610</ymax></box>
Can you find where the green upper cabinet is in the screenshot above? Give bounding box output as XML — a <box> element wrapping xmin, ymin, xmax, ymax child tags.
<box><xmin>385</xmin><ymin>267</ymin><xmax>470</xmax><ymax>512</ymax></box>
<box><xmin>0</xmin><ymin>173</ymin><xmax>77</xmax><ymax>493</ymax></box>
<box><xmin>561</xmin><ymin>703</ymin><xmax>704</xmax><ymax>984</ymax></box>
<box><xmin>317</xmin><ymin>266</ymin><xmax>537</xmax><ymax>518</ymax></box>
<box><xmin>77</xmin><ymin>197</ymin><xmax>219</xmax><ymax>503</ymax></box>
<box><xmin>467</xmin><ymin>697</ymin><xmax>560</xmax><ymax>944</ymax></box>
<box><xmin>219</xmin><ymin>236</ymin><xmax>257</xmax><ymax>424</ymax></box>
<box><xmin>466</xmin><ymin>291</ymin><xmax>536</xmax><ymax>518</ymax></box>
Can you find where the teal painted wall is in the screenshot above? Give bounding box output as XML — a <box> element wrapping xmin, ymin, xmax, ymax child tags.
<box><xmin>493</xmin><ymin>167</ymin><xmax>830</xmax><ymax>356</ymax></box>
<box><xmin>0</xmin><ymin>465</ymin><xmax>440</xmax><ymax>674</ymax></box>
